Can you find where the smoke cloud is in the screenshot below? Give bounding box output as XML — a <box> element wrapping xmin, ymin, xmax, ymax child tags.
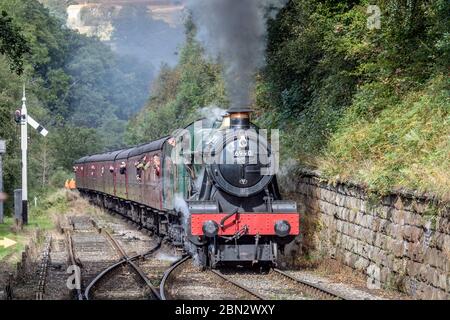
<box><xmin>187</xmin><ymin>0</ymin><xmax>287</xmax><ymax>112</ymax></box>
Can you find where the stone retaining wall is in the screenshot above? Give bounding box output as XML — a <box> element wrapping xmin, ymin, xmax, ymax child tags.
<box><xmin>279</xmin><ymin>168</ymin><xmax>450</xmax><ymax>300</ymax></box>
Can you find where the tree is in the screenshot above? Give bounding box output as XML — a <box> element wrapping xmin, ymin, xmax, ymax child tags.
<box><xmin>0</xmin><ymin>10</ymin><xmax>30</xmax><ymax>74</ymax></box>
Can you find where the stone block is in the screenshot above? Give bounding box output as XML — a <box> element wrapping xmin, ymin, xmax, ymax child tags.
<box><xmin>371</xmin><ymin>216</ymin><xmax>381</xmax><ymax>232</ymax></box>
<box><xmin>374</xmin><ymin>233</ymin><xmax>387</xmax><ymax>249</ymax></box>
<box><xmin>366</xmin><ymin>263</ymin><xmax>382</xmax><ymax>288</ymax></box>
<box><xmin>355</xmin><ymin>211</ymin><xmax>364</xmax><ymax>226</ymax></box>
<box><xmin>411</xmin><ymin>200</ymin><xmax>429</xmax><ymax>214</ymax></box>
<box><xmin>437</xmin><ymin>217</ymin><xmax>450</xmax><ymax>234</ymax></box>
<box><xmin>392</xmin><ymin>209</ymin><xmax>406</xmax><ymax>225</ymax></box>
<box><xmin>368</xmin><ymin>246</ymin><xmax>380</xmax><ymax>262</ymax></box>
<box><xmin>405</xmin><ymin>260</ymin><xmax>421</xmax><ymax>277</ymax></box>
<box><xmin>434</xmin><ymin>232</ymin><xmax>445</xmax><ymax>250</ymax></box>
<box><xmin>348</xmin><ymin>208</ymin><xmax>357</xmax><ymax>223</ymax></box>
<box><xmin>420</xmin><ymin>284</ymin><xmax>439</xmax><ymax>300</ymax></box>
<box><xmin>323</xmin><ymin>189</ymin><xmax>336</xmax><ymax>204</ymax></box>
<box><xmin>365</xmin><ymin>228</ymin><xmax>376</xmax><ymax>245</ymax></box>
<box><xmin>336</xmin><ymin>220</ymin><xmax>343</xmax><ymax>233</ymax></box>
<box><xmin>360</xmin><ymin>200</ymin><xmax>368</xmax><ymax>214</ymax></box>
<box><xmin>443</xmin><ymin>234</ymin><xmax>450</xmax><ymax>256</ymax></box>
<box><xmin>394</xmin><ymin>196</ymin><xmax>405</xmax><ymax>210</ymax></box>
<box><xmin>387</xmin><ymin>223</ymin><xmax>403</xmax><ymax>240</ymax></box>
<box><xmin>425</xmin><ymin>266</ymin><xmax>439</xmax><ymax>287</ymax></box>
<box><xmin>423</xmin><ymin>247</ymin><xmax>441</xmax><ymax>269</ymax></box>
<box><xmin>405</xmin><ymin>241</ymin><xmax>425</xmax><ymax>262</ymax></box>
<box><xmin>381</xmin><ymin>253</ymin><xmax>395</xmax><ymax>270</ymax></box>
<box><xmin>393</xmin><ymin>257</ymin><xmax>406</xmax><ymax>273</ymax></box>
<box><xmin>403</xmin><ymin>211</ymin><xmax>414</xmax><ymax>225</ymax></box>
<box><xmin>436</xmin><ymin>273</ymin><xmax>447</xmax><ymax>291</ymax></box>
<box><xmin>384</xmin><ymin>236</ymin><xmax>394</xmax><ymax>251</ymax></box>
<box><xmin>403</xmin><ymin>225</ymin><xmax>422</xmax><ymax>243</ymax></box>
<box><xmin>319</xmin><ymin>199</ymin><xmax>336</xmax><ymax>216</ymax></box>
<box><xmin>346</xmin><ymin>196</ymin><xmax>361</xmax><ymax>212</ymax></box>
<box><xmin>392</xmin><ymin>239</ymin><xmax>405</xmax><ymax>258</ymax></box>
<box><xmin>336</xmin><ymin>194</ymin><xmax>346</xmax><ymax>207</ymax></box>
<box><xmin>363</xmin><ymin>214</ymin><xmax>374</xmax><ymax>229</ymax></box>
<box><xmin>378</xmin><ymin>219</ymin><xmax>389</xmax><ymax>234</ymax></box>
<box><xmin>354</xmin><ymin>256</ymin><xmax>370</xmax><ymax>271</ymax></box>
<box><xmin>380</xmin><ymin>266</ymin><xmax>392</xmax><ymax>284</ymax></box>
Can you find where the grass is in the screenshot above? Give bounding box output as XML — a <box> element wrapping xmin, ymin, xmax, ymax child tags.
<box><xmin>318</xmin><ymin>75</ymin><xmax>449</xmax><ymax>199</ymax></box>
<box><xmin>0</xmin><ymin>189</ymin><xmax>69</xmax><ymax>263</ymax></box>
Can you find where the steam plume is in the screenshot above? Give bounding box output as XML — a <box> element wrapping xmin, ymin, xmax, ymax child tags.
<box><xmin>188</xmin><ymin>0</ymin><xmax>287</xmax><ymax>112</ymax></box>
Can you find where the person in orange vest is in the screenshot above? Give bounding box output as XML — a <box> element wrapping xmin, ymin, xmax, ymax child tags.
<box><xmin>69</xmin><ymin>179</ymin><xmax>76</xmax><ymax>189</ymax></box>
<box><xmin>64</xmin><ymin>179</ymin><xmax>70</xmax><ymax>189</ymax></box>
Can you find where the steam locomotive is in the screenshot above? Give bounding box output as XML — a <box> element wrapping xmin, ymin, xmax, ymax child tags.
<box><xmin>74</xmin><ymin>110</ymin><xmax>299</xmax><ymax>267</ymax></box>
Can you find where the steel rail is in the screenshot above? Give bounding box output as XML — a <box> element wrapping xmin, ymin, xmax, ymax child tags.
<box><xmin>159</xmin><ymin>255</ymin><xmax>191</xmax><ymax>300</ymax></box>
<box><xmin>65</xmin><ymin>228</ymin><xmax>84</xmax><ymax>300</ymax></box>
<box><xmin>273</xmin><ymin>268</ymin><xmax>345</xmax><ymax>300</ymax></box>
<box><xmin>84</xmin><ymin>228</ymin><xmax>161</xmax><ymax>300</ymax></box>
<box><xmin>35</xmin><ymin>235</ymin><xmax>52</xmax><ymax>300</ymax></box>
<box><xmin>210</xmin><ymin>270</ymin><xmax>265</xmax><ymax>300</ymax></box>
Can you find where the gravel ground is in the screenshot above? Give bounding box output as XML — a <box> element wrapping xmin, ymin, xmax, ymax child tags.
<box><xmin>284</xmin><ymin>270</ymin><xmax>382</xmax><ymax>300</ymax></box>
<box><xmin>218</xmin><ymin>269</ymin><xmax>312</xmax><ymax>300</ymax></box>
<box><xmin>285</xmin><ymin>258</ymin><xmax>410</xmax><ymax>300</ymax></box>
<box><xmin>165</xmin><ymin>260</ymin><xmax>261</xmax><ymax>300</ymax></box>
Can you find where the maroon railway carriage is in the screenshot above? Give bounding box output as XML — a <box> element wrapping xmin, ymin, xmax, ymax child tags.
<box><xmin>74</xmin><ymin>138</ymin><xmax>168</xmax><ymax>210</ymax></box>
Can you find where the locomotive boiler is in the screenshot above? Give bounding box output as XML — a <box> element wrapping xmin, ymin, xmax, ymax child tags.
<box><xmin>74</xmin><ymin>108</ymin><xmax>299</xmax><ymax>267</ymax></box>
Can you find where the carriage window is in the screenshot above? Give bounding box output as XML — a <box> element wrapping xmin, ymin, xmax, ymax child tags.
<box><xmin>135</xmin><ymin>155</ymin><xmax>147</xmax><ymax>182</ymax></box>
<box><xmin>153</xmin><ymin>155</ymin><xmax>161</xmax><ymax>177</ymax></box>
<box><xmin>119</xmin><ymin>161</ymin><xmax>126</xmax><ymax>175</ymax></box>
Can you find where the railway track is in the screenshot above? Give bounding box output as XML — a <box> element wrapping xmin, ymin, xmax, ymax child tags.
<box><xmin>272</xmin><ymin>269</ymin><xmax>344</xmax><ymax>300</ymax></box>
<box><xmin>65</xmin><ymin>229</ymin><xmax>84</xmax><ymax>300</ymax></box>
<box><xmin>216</xmin><ymin>268</ymin><xmax>347</xmax><ymax>300</ymax></box>
<box><xmin>37</xmin><ymin>212</ymin><xmax>347</xmax><ymax>301</ymax></box>
<box><xmin>35</xmin><ymin>236</ymin><xmax>52</xmax><ymax>300</ymax></box>
<box><xmin>84</xmin><ymin>223</ymin><xmax>161</xmax><ymax>300</ymax></box>
<box><xmin>32</xmin><ymin>213</ymin><xmax>175</xmax><ymax>300</ymax></box>
<box><xmin>160</xmin><ymin>257</ymin><xmax>264</xmax><ymax>300</ymax></box>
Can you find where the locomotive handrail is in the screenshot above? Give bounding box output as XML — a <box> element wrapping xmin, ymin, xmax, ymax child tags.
<box><xmin>219</xmin><ymin>209</ymin><xmax>239</xmax><ymax>229</ymax></box>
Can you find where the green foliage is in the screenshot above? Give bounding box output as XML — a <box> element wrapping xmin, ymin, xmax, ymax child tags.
<box><xmin>256</xmin><ymin>0</ymin><xmax>450</xmax><ymax>197</ymax></box>
<box><xmin>0</xmin><ymin>10</ymin><xmax>30</xmax><ymax>74</ymax></box>
<box><xmin>0</xmin><ymin>0</ymin><xmax>151</xmax><ymax>216</ymax></box>
<box><xmin>322</xmin><ymin>75</ymin><xmax>449</xmax><ymax>197</ymax></box>
<box><xmin>49</xmin><ymin>126</ymin><xmax>102</xmax><ymax>170</ymax></box>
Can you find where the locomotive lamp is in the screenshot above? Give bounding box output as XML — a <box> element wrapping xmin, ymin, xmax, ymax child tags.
<box><xmin>274</xmin><ymin>220</ymin><xmax>291</xmax><ymax>237</ymax></box>
<box><xmin>227</xmin><ymin>104</ymin><xmax>252</xmax><ymax>129</ymax></box>
<box><xmin>229</xmin><ymin>111</ymin><xmax>251</xmax><ymax>128</ymax></box>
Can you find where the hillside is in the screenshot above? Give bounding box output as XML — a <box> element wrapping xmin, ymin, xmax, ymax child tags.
<box><xmin>128</xmin><ymin>0</ymin><xmax>449</xmax><ymax>198</ymax></box>
<box><xmin>0</xmin><ymin>0</ymin><xmax>152</xmax><ymax>213</ymax></box>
